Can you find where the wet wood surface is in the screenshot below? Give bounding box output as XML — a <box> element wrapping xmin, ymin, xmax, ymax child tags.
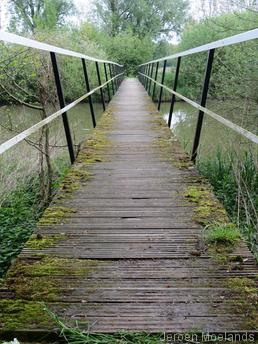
<box><xmin>0</xmin><ymin>78</ymin><xmax>257</xmax><ymax>338</ymax></box>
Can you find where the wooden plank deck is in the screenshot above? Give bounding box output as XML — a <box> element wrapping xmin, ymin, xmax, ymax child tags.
<box><xmin>0</xmin><ymin>78</ymin><xmax>257</xmax><ymax>339</ymax></box>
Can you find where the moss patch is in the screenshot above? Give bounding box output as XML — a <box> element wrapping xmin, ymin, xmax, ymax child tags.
<box><xmin>26</xmin><ymin>233</ymin><xmax>68</xmax><ymax>249</ymax></box>
<box><xmin>184</xmin><ymin>185</ymin><xmax>228</xmax><ymax>225</ymax></box>
<box><xmin>0</xmin><ymin>299</ymin><xmax>52</xmax><ymax>331</ymax></box>
<box><xmin>226</xmin><ymin>277</ymin><xmax>258</xmax><ymax>330</ymax></box>
<box><xmin>53</xmin><ymin>108</ymin><xmax>113</xmax><ymax>202</ymax></box>
<box><xmin>155</xmin><ymin>135</ymin><xmax>194</xmax><ymax>170</ymax></box>
<box><xmin>5</xmin><ymin>257</ymin><xmax>102</xmax><ymax>301</ymax></box>
<box><xmin>38</xmin><ymin>206</ymin><xmax>76</xmax><ymax>226</ymax></box>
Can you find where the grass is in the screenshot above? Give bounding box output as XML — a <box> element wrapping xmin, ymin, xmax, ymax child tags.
<box><xmin>204</xmin><ymin>223</ymin><xmax>241</xmax><ymax>246</ymax></box>
<box><xmin>0</xmin><ymin>179</ymin><xmax>44</xmax><ymax>277</ymax></box>
<box><xmin>197</xmin><ymin>149</ymin><xmax>258</xmax><ymax>260</ymax></box>
<box><xmin>44</xmin><ymin>306</ymin><xmax>164</xmax><ymax>344</ymax></box>
<box><xmin>0</xmin><ymin>163</ymin><xmax>70</xmax><ymax>278</ymax></box>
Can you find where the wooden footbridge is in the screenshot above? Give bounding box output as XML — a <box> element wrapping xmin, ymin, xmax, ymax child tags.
<box><xmin>0</xmin><ymin>30</ymin><xmax>258</xmax><ymax>341</ymax></box>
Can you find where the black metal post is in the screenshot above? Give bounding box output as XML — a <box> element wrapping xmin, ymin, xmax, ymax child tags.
<box><xmin>95</xmin><ymin>62</ymin><xmax>106</xmax><ymax>111</ymax></box>
<box><xmin>168</xmin><ymin>57</ymin><xmax>181</xmax><ymax>128</ymax></box>
<box><xmin>152</xmin><ymin>61</ymin><xmax>159</xmax><ymax>101</ymax></box>
<box><xmin>50</xmin><ymin>52</ymin><xmax>75</xmax><ymax>163</ymax></box>
<box><xmin>114</xmin><ymin>65</ymin><xmax>119</xmax><ymax>89</ymax></box>
<box><xmin>191</xmin><ymin>49</ymin><xmax>215</xmax><ymax>162</ymax></box>
<box><xmin>148</xmin><ymin>63</ymin><xmax>154</xmax><ymax>95</ymax></box>
<box><xmin>139</xmin><ymin>66</ymin><xmax>143</xmax><ymax>84</ymax></box>
<box><xmin>104</xmin><ymin>63</ymin><xmax>111</xmax><ymax>103</ymax></box>
<box><xmin>109</xmin><ymin>63</ymin><xmax>115</xmax><ymax>95</ymax></box>
<box><xmin>158</xmin><ymin>59</ymin><xmax>167</xmax><ymax>110</ymax></box>
<box><xmin>81</xmin><ymin>58</ymin><xmax>96</xmax><ymax>128</ymax></box>
<box><xmin>145</xmin><ymin>64</ymin><xmax>150</xmax><ymax>92</ymax></box>
<box><xmin>112</xmin><ymin>65</ymin><xmax>117</xmax><ymax>92</ymax></box>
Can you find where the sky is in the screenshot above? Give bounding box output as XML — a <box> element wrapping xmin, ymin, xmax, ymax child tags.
<box><xmin>0</xmin><ymin>0</ymin><xmax>92</xmax><ymax>29</ymax></box>
<box><xmin>0</xmin><ymin>0</ymin><xmax>200</xmax><ymax>32</ymax></box>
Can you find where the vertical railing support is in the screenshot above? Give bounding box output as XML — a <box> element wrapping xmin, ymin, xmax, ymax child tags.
<box><xmin>191</xmin><ymin>49</ymin><xmax>215</xmax><ymax>162</ymax></box>
<box><xmin>158</xmin><ymin>59</ymin><xmax>167</xmax><ymax>110</ymax></box>
<box><xmin>152</xmin><ymin>61</ymin><xmax>159</xmax><ymax>101</ymax></box>
<box><xmin>109</xmin><ymin>63</ymin><xmax>115</xmax><ymax>96</ymax></box>
<box><xmin>148</xmin><ymin>63</ymin><xmax>154</xmax><ymax>95</ymax></box>
<box><xmin>50</xmin><ymin>52</ymin><xmax>75</xmax><ymax>163</ymax></box>
<box><xmin>104</xmin><ymin>63</ymin><xmax>111</xmax><ymax>103</ymax></box>
<box><xmin>114</xmin><ymin>65</ymin><xmax>118</xmax><ymax>91</ymax></box>
<box><xmin>145</xmin><ymin>64</ymin><xmax>150</xmax><ymax>90</ymax></box>
<box><xmin>81</xmin><ymin>58</ymin><xmax>96</xmax><ymax>128</ymax></box>
<box><xmin>168</xmin><ymin>57</ymin><xmax>181</xmax><ymax>128</ymax></box>
<box><xmin>95</xmin><ymin>62</ymin><xmax>106</xmax><ymax>111</ymax></box>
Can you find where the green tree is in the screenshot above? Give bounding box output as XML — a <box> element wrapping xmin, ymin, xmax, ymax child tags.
<box><xmin>175</xmin><ymin>11</ymin><xmax>258</xmax><ymax>102</ymax></box>
<box><xmin>103</xmin><ymin>30</ymin><xmax>155</xmax><ymax>75</ymax></box>
<box><xmin>92</xmin><ymin>0</ymin><xmax>189</xmax><ymax>40</ymax></box>
<box><xmin>8</xmin><ymin>0</ymin><xmax>75</xmax><ymax>33</ymax></box>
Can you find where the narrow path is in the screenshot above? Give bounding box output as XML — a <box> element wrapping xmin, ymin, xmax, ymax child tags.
<box><xmin>0</xmin><ymin>78</ymin><xmax>257</xmax><ymax>337</ymax></box>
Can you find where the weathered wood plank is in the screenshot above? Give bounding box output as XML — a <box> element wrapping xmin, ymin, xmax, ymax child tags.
<box><xmin>1</xmin><ymin>78</ymin><xmax>257</xmax><ymax>338</ymax></box>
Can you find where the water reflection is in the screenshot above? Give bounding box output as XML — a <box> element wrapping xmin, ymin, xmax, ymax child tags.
<box><xmin>160</xmin><ymin>101</ymin><xmax>258</xmax><ymax>158</ymax></box>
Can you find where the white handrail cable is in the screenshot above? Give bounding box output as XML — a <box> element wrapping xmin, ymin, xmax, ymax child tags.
<box><xmin>0</xmin><ymin>30</ymin><xmax>123</xmax><ymax>66</ymax></box>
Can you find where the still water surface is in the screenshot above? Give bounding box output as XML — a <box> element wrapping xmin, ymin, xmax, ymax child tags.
<box><xmin>160</xmin><ymin>100</ymin><xmax>257</xmax><ymax>159</ymax></box>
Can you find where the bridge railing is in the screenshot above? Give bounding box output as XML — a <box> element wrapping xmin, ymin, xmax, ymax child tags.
<box><xmin>0</xmin><ymin>31</ymin><xmax>124</xmax><ymax>163</ymax></box>
<box><xmin>138</xmin><ymin>28</ymin><xmax>258</xmax><ymax>162</ymax></box>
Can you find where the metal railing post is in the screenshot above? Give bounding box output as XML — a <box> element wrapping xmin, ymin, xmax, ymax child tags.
<box><xmin>152</xmin><ymin>61</ymin><xmax>159</xmax><ymax>101</ymax></box>
<box><xmin>104</xmin><ymin>63</ymin><xmax>111</xmax><ymax>103</ymax></box>
<box><xmin>158</xmin><ymin>59</ymin><xmax>167</xmax><ymax>110</ymax></box>
<box><xmin>111</xmin><ymin>65</ymin><xmax>117</xmax><ymax>92</ymax></box>
<box><xmin>148</xmin><ymin>63</ymin><xmax>154</xmax><ymax>95</ymax></box>
<box><xmin>115</xmin><ymin>65</ymin><xmax>119</xmax><ymax>89</ymax></box>
<box><xmin>168</xmin><ymin>57</ymin><xmax>181</xmax><ymax>128</ymax></box>
<box><xmin>109</xmin><ymin>63</ymin><xmax>115</xmax><ymax>95</ymax></box>
<box><xmin>143</xmin><ymin>65</ymin><xmax>147</xmax><ymax>89</ymax></box>
<box><xmin>95</xmin><ymin>62</ymin><xmax>106</xmax><ymax>111</ymax></box>
<box><xmin>191</xmin><ymin>49</ymin><xmax>215</xmax><ymax>162</ymax></box>
<box><xmin>140</xmin><ymin>66</ymin><xmax>143</xmax><ymax>84</ymax></box>
<box><xmin>50</xmin><ymin>52</ymin><xmax>75</xmax><ymax>163</ymax></box>
<box><xmin>145</xmin><ymin>64</ymin><xmax>150</xmax><ymax>90</ymax></box>
<box><xmin>81</xmin><ymin>58</ymin><xmax>96</xmax><ymax>128</ymax></box>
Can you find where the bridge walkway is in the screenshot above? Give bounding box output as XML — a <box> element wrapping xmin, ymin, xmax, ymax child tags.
<box><xmin>0</xmin><ymin>78</ymin><xmax>257</xmax><ymax>338</ymax></box>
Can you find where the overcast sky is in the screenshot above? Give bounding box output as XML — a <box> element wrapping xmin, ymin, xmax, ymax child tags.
<box><xmin>0</xmin><ymin>0</ymin><xmax>200</xmax><ymax>31</ymax></box>
<box><xmin>0</xmin><ymin>0</ymin><xmax>93</xmax><ymax>29</ymax></box>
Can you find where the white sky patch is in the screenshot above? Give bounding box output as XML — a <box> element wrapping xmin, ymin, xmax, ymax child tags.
<box><xmin>0</xmin><ymin>0</ymin><xmax>92</xmax><ymax>29</ymax></box>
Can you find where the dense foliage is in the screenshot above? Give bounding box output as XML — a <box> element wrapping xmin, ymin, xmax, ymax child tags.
<box><xmin>169</xmin><ymin>11</ymin><xmax>258</xmax><ymax>103</ymax></box>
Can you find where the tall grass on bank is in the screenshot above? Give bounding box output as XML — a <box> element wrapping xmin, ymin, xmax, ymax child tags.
<box><xmin>197</xmin><ymin>149</ymin><xmax>258</xmax><ymax>259</ymax></box>
<box><xmin>0</xmin><ymin>163</ymin><xmax>69</xmax><ymax>278</ymax></box>
<box><xmin>0</xmin><ymin>179</ymin><xmax>44</xmax><ymax>277</ymax></box>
